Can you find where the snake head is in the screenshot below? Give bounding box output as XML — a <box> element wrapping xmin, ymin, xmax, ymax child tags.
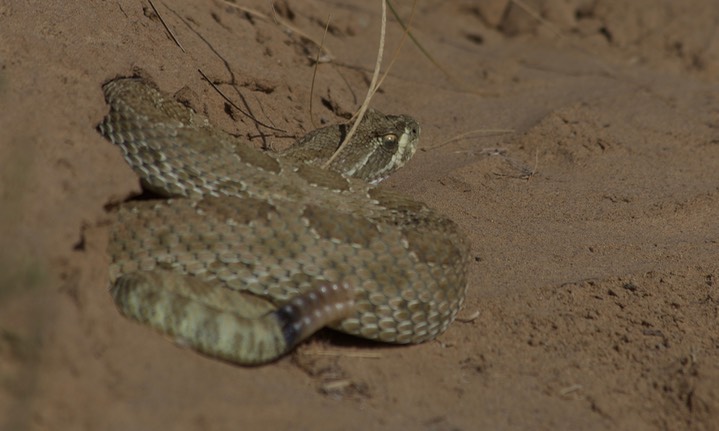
<box><xmin>332</xmin><ymin>109</ymin><xmax>420</xmax><ymax>184</ymax></box>
<box><xmin>286</xmin><ymin>109</ymin><xmax>420</xmax><ymax>184</ymax></box>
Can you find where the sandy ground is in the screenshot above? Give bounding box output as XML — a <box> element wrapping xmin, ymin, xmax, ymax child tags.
<box><xmin>2</xmin><ymin>0</ymin><xmax>719</xmax><ymax>430</ymax></box>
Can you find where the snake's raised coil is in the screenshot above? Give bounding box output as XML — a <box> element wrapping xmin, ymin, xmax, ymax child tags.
<box><xmin>98</xmin><ymin>77</ymin><xmax>470</xmax><ymax>365</ymax></box>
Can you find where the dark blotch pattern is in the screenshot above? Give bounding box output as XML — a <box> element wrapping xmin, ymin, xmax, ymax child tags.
<box><xmin>233</xmin><ymin>141</ymin><xmax>281</xmax><ymax>174</ymax></box>
<box><xmin>303</xmin><ymin>204</ymin><xmax>380</xmax><ymax>249</ymax></box>
<box><xmin>196</xmin><ymin>196</ymin><xmax>277</xmax><ymax>225</ymax></box>
<box><xmin>294</xmin><ymin>164</ymin><xmax>350</xmax><ymax>191</ymax></box>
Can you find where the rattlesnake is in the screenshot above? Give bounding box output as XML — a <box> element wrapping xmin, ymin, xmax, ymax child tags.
<box><xmin>98</xmin><ymin>77</ymin><xmax>470</xmax><ymax>365</ymax></box>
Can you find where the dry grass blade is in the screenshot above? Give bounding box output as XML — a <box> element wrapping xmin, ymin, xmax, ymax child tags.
<box><xmin>309</xmin><ymin>14</ymin><xmax>333</xmax><ymax>129</ymax></box>
<box><xmin>370</xmin><ymin>0</ymin><xmax>417</xmax><ymax>99</ymax></box>
<box><xmin>387</xmin><ymin>0</ymin><xmax>475</xmax><ymax>92</ymax></box>
<box><xmin>380</xmin><ymin>1</ymin><xmax>514</xmax><ymax>97</ymax></box>
<box><xmin>323</xmin><ymin>0</ymin><xmax>387</xmax><ymax>169</ymax></box>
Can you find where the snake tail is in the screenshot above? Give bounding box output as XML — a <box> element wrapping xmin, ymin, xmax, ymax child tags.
<box><xmin>111</xmin><ymin>271</ymin><xmax>355</xmax><ymax>364</ymax></box>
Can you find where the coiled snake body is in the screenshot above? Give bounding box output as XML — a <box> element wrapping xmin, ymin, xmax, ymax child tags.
<box><xmin>99</xmin><ymin>78</ymin><xmax>470</xmax><ymax>365</ymax></box>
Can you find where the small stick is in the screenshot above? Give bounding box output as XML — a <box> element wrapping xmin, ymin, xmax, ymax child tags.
<box><xmin>526</xmin><ymin>147</ymin><xmax>540</xmax><ymax>181</ymax></box>
<box><xmin>305</xmin><ymin>349</ymin><xmax>382</xmax><ymax>359</ymax></box>
<box><xmin>197</xmin><ymin>68</ymin><xmax>285</xmax><ymax>133</ymax></box>
<box><xmin>559</xmin><ymin>384</ymin><xmax>583</xmax><ymax>396</ymax></box>
<box><xmin>222</xmin><ymin>1</ymin><xmax>334</xmax><ymax>59</ymax></box>
<box><xmin>510</xmin><ymin>0</ymin><xmax>614</xmax><ymax>77</ymax></box>
<box><xmin>456</xmin><ymin>310</ymin><xmax>481</xmax><ymax>323</ymax></box>
<box><xmin>433</xmin><ymin>128</ymin><xmax>515</xmax><ymax>150</ymax></box>
<box><xmin>148</xmin><ymin>0</ymin><xmax>185</xmax><ymax>52</ymax></box>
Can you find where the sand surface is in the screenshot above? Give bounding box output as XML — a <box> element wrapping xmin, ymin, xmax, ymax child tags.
<box><xmin>2</xmin><ymin>1</ymin><xmax>719</xmax><ymax>430</ymax></box>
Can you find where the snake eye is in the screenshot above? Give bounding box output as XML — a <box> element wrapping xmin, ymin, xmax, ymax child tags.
<box><xmin>382</xmin><ymin>133</ymin><xmax>398</xmax><ymax>150</ymax></box>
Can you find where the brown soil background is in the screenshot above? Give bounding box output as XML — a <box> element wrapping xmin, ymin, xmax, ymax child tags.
<box><xmin>2</xmin><ymin>1</ymin><xmax>719</xmax><ymax>430</ymax></box>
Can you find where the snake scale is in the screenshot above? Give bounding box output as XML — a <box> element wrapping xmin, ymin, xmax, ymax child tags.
<box><xmin>98</xmin><ymin>77</ymin><xmax>470</xmax><ymax>365</ymax></box>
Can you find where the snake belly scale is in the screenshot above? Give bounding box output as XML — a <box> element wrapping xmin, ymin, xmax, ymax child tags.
<box><xmin>98</xmin><ymin>77</ymin><xmax>470</xmax><ymax>365</ymax></box>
